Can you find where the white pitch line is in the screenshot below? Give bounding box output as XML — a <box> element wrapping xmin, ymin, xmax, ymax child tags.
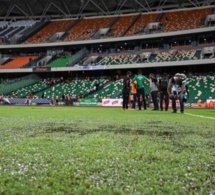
<box><xmin>185</xmin><ymin>113</ymin><xmax>215</xmax><ymax>120</ymax></box>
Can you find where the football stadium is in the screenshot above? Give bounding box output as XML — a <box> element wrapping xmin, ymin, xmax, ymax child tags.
<box><xmin>0</xmin><ymin>0</ymin><xmax>215</xmax><ymax>194</ymax></box>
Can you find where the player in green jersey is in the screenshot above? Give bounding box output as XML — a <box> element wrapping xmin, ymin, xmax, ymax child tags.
<box><xmin>133</xmin><ymin>69</ymin><xmax>150</xmax><ymax>110</ymax></box>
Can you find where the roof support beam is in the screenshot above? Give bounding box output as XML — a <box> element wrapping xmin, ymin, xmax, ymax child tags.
<box><xmin>187</xmin><ymin>0</ymin><xmax>199</xmax><ymax>7</ymax></box>
<box><xmin>41</xmin><ymin>0</ymin><xmax>69</xmax><ymax>18</ymax></box>
<box><xmin>100</xmin><ymin>0</ymin><xmax>110</xmax><ymax>15</ymax></box>
<box><xmin>1</xmin><ymin>0</ymin><xmax>215</xmax><ymax>20</ymax></box>
<box><xmin>61</xmin><ymin>0</ymin><xmax>72</xmax><ymax>17</ymax></box>
<box><xmin>203</xmin><ymin>0</ymin><xmax>215</xmax><ymax>6</ymax></box>
<box><xmin>78</xmin><ymin>0</ymin><xmax>90</xmax><ymax>16</ymax></box>
<box><xmin>89</xmin><ymin>0</ymin><xmax>108</xmax><ymax>15</ymax></box>
<box><xmin>156</xmin><ymin>0</ymin><xmax>169</xmax><ymax>11</ymax></box>
<box><xmin>4</xmin><ymin>0</ymin><xmax>15</xmax><ymax>20</ymax></box>
<box><xmin>41</xmin><ymin>0</ymin><xmax>52</xmax><ymax>19</ymax></box>
<box><xmin>195</xmin><ymin>0</ymin><xmax>200</xmax><ymax>6</ymax></box>
<box><xmin>144</xmin><ymin>0</ymin><xmax>152</xmax><ymax>12</ymax></box>
<box><xmin>24</xmin><ymin>0</ymin><xmax>34</xmax><ymax>17</ymax></box>
<box><xmin>134</xmin><ymin>0</ymin><xmax>151</xmax><ymax>12</ymax></box>
<box><xmin>116</xmin><ymin>0</ymin><xmax>128</xmax><ymax>12</ymax></box>
<box><xmin>51</xmin><ymin>2</ymin><xmax>69</xmax><ymax>17</ymax></box>
<box><xmin>5</xmin><ymin>0</ymin><xmax>30</xmax><ymax>20</ymax></box>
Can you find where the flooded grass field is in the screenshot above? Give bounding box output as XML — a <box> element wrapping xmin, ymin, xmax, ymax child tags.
<box><xmin>0</xmin><ymin>106</ymin><xmax>214</xmax><ymax>194</ymax></box>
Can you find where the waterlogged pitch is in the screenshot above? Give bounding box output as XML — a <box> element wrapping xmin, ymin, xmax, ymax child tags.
<box><xmin>0</xmin><ymin>106</ymin><xmax>214</xmax><ymax>194</ymax></box>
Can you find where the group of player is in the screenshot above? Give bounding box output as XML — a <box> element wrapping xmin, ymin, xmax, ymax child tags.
<box><xmin>122</xmin><ymin>69</ymin><xmax>187</xmax><ymax>113</ymax></box>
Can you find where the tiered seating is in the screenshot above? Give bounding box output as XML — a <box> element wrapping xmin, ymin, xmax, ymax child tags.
<box><xmin>82</xmin><ymin>48</ymin><xmax>207</xmax><ymax>66</ymax></box>
<box><xmin>86</xmin><ymin>79</ymin><xmax>123</xmax><ymax>99</ymax></box>
<box><xmin>86</xmin><ymin>75</ymin><xmax>215</xmax><ymax>102</ymax></box>
<box><xmin>150</xmin><ymin>51</ymin><xmax>175</xmax><ymax>62</ymax></box>
<box><xmin>0</xmin><ymin>56</ymin><xmax>37</xmax><ymax>69</ymax></box>
<box><xmin>19</xmin><ymin>7</ymin><xmax>212</xmax><ymax>43</ymax></box>
<box><xmin>9</xmin><ymin>20</ymin><xmax>36</xmax><ymax>28</ymax></box>
<box><xmin>172</xmin><ymin>49</ymin><xmax>201</xmax><ymax>61</ymax></box>
<box><xmin>0</xmin><ymin>20</ymin><xmax>36</xmax><ymax>39</ymax></box>
<box><xmin>87</xmin><ymin>78</ymin><xmax>150</xmax><ymax>100</ymax></box>
<box><xmin>111</xmin><ymin>15</ymin><xmax>137</xmax><ymax>37</ymax></box>
<box><xmin>64</xmin><ymin>17</ymin><xmax>114</xmax><ymax>41</ymax></box>
<box><xmin>5</xmin><ymin>74</ymin><xmax>215</xmax><ymax>105</ymax></box>
<box><xmin>10</xmin><ymin>81</ymin><xmax>49</xmax><ymax>98</ymax></box>
<box><xmin>49</xmin><ymin>55</ymin><xmax>72</xmax><ymax>67</ymax></box>
<box><xmin>125</xmin><ymin>13</ymin><xmax>159</xmax><ymax>36</ymax></box>
<box><xmin>161</xmin><ymin>8</ymin><xmax>212</xmax><ymax>32</ymax></box>
<box><xmin>95</xmin><ymin>54</ymin><xmax>137</xmax><ymax>65</ymax></box>
<box><xmin>25</xmin><ymin>20</ymin><xmax>74</xmax><ymax>44</ymax></box>
<box><xmin>187</xmin><ymin>75</ymin><xmax>215</xmax><ymax>102</ymax></box>
<box><xmin>0</xmin><ymin>21</ymin><xmax>8</xmax><ymax>29</ymax></box>
<box><xmin>0</xmin><ymin>75</ymin><xmax>39</xmax><ymax>95</ymax></box>
<box><xmin>37</xmin><ymin>78</ymin><xmax>108</xmax><ymax>99</ymax></box>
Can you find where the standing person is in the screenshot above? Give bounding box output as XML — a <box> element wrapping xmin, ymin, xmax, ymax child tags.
<box><xmin>131</xmin><ymin>78</ymin><xmax>137</xmax><ymax>110</ymax></box>
<box><xmin>133</xmin><ymin>69</ymin><xmax>150</xmax><ymax>110</ymax></box>
<box><xmin>67</xmin><ymin>94</ymin><xmax>73</xmax><ymax>105</ymax></box>
<box><xmin>65</xmin><ymin>94</ymin><xmax>69</xmax><ymax>105</ymax></box>
<box><xmin>55</xmin><ymin>94</ymin><xmax>59</xmax><ymax>105</ymax></box>
<box><xmin>167</xmin><ymin>73</ymin><xmax>187</xmax><ymax>113</ymax></box>
<box><xmin>62</xmin><ymin>94</ymin><xmax>65</xmax><ymax>102</ymax></box>
<box><xmin>25</xmin><ymin>94</ymin><xmax>30</xmax><ymax>105</ymax></box>
<box><xmin>149</xmin><ymin>73</ymin><xmax>159</xmax><ymax>111</ymax></box>
<box><xmin>41</xmin><ymin>92</ymin><xmax>45</xmax><ymax>98</ymax></box>
<box><xmin>122</xmin><ymin>71</ymin><xmax>132</xmax><ymax>110</ymax></box>
<box><xmin>159</xmin><ymin>73</ymin><xmax>169</xmax><ymax>111</ymax></box>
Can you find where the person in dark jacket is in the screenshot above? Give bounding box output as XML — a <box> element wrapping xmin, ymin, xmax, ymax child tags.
<box><xmin>159</xmin><ymin>73</ymin><xmax>169</xmax><ymax>111</ymax></box>
<box><xmin>149</xmin><ymin>73</ymin><xmax>159</xmax><ymax>111</ymax></box>
<box><xmin>167</xmin><ymin>73</ymin><xmax>187</xmax><ymax>113</ymax></box>
<box><xmin>122</xmin><ymin>71</ymin><xmax>132</xmax><ymax>110</ymax></box>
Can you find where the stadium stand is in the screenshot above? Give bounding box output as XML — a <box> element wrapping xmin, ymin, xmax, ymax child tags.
<box><xmin>0</xmin><ymin>20</ymin><xmax>37</xmax><ymax>43</ymax></box>
<box><xmin>1</xmin><ymin>73</ymin><xmax>214</xmax><ymax>106</ymax></box>
<box><xmin>187</xmin><ymin>75</ymin><xmax>215</xmax><ymax>102</ymax></box>
<box><xmin>64</xmin><ymin>17</ymin><xmax>114</xmax><ymax>41</ymax></box>
<box><xmin>83</xmin><ymin>77</ymin><xmax>151</xmax><ymax>100</ymax></box>
<box><xmin>13</xmin><ymin>7</ymin><xmax>213</xmax><ymax>44</ymax></box>
<box><xmin>0</xmin><ymin>21</ymin><xmax>36</xmax><ymax>34</ymax></box>
<box><xmin>44</xmin><ymin>45</ymin><xmax>215</xmax><ymax>67</ymax></box>
<box><xmin>148</xmin><ymin>50</ymin><xmax>176</xmax><ymax>62</ymax></box>
<box><xmin>125</xmin><ymin>13</ymin><xmax>160</xmax><ymax>36</ymax></box>
<box><xmin>10</xmin><ymin>80</ymin><xmax>49</xmax><ymax>98</ymax></box>
<box><xmin>0</xmin><ymin>74</ymin><xmax>39</xmax><ymax>95</ymax></box>
<box><xmin>34</xmin><ymin>78</ymin><xmax>109</xmax><ymax>100</ymax></box>
<box><xmin>0</xmin><ymin>7</ymin><xmax>213</xmax><ymax>45</ymax></box>
<box><xmin>86</xmin><ymin>75</ymin><xmax>214</xmax><ymax>103</ymax></box>
<box><xmin>161</xmin><ymin>8</ymin><xmax>213</xmax><ymax>32</ymax></box>
<box><xmin>110</xmin><ymin>15</ymin><xmax>137</xmax><ymax>37</ymax></box>
<box><xmin>0</xmin><ymin>21</ymin><xmax>8</xmax><ymax>29</ymax></box>
<box><xmin>9</xmin><ymin>20</ymin><xmax>36</xmax><ymax>28</ymax></box>
<box><xmin>0</xmin><ymin>56</ymin><xmax>38</xmax><ymax>69</ymax></box>
<box><xmin>92</xmin><ymin>54</ymin><xmax>138</xmax><ymax>65</ymax></box>
<box><xmin>0</xmin><ymin>44</ymin><xmax>214</xmax><ymax>69</ymax></box>
<box><xmin>25</xmin><ymin>20</ymin><xmax>74</xmax><ymax>44</ymax></box>
<box><xmin>172</xmin><ymin>49</ymin><xmax>201</xmax><ymax>61</ymax></box>
<box><xmin>49</xmin><ymin>54</ymin><xmax>72</xmax><ymax>67</ymax></box>
<box><xmin>86</xmin><ymin>79</ymin><xmax>123</xmax><ymax>99</ymax></box>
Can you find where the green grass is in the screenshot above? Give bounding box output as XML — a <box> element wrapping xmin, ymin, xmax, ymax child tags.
<box><xmin>0</xmin><ymin>106</ymin><xmax>215</xmax><ymax>194</ymax></box>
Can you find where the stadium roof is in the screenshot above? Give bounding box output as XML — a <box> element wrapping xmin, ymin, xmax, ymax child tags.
<box><xmin>0</xmin><ymin>0</ymin><xmax>215</xmax><ymax>20</ymax></box>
